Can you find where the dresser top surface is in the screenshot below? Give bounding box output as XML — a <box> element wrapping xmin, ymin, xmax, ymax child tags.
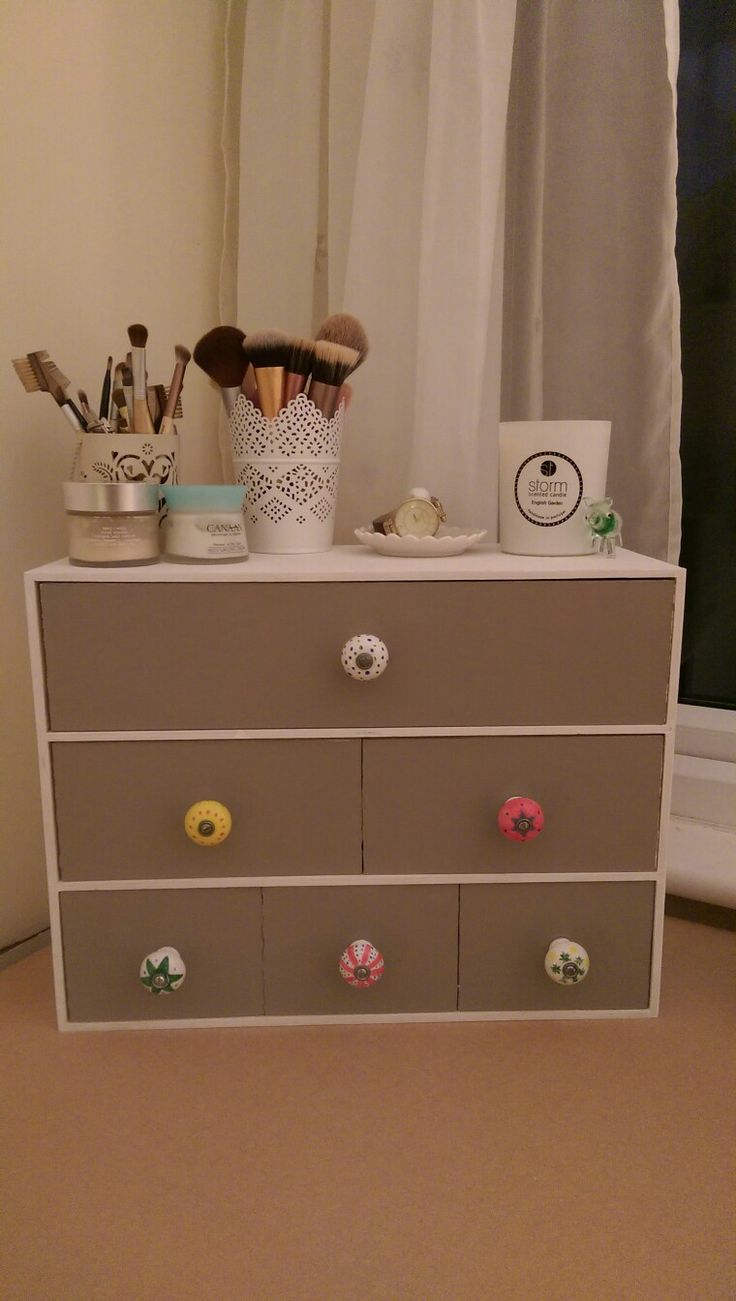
<box><xmin>26</xmin><ymin>546</ymin><xmax>682</xmax><ymax>585</ymax></box>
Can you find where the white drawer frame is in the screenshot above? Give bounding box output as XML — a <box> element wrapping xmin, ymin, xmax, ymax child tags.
<box><xmin>25</xmin><ymin>546</ymin><xmax>685</xmax><ymax>1029</ymax></box>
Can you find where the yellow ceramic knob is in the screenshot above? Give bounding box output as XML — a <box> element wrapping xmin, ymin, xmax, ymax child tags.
<box><xmin>184</xmin><ymin>800</ymin><xmax>232</xmax><ymax>846</ymax></box>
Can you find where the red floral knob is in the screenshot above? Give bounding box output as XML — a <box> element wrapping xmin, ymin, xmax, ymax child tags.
<box><xmin>497</xmin><ymin>795</ymin><xmax>545</xmax><ymax>842</ymax></box>
<box><xmin>338</xmin><ymin>939</ymin><xmax>385</xmax><ymax>988</ymax></box>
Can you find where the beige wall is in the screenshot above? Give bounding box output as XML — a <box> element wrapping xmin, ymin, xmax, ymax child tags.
<box><xmin>0</xmin><ymin>0</ymin><xmax>229</xmax><ymax>949</ymax></box>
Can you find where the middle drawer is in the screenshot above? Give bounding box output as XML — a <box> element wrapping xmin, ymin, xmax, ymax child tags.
<box><xmin>52</xmin><ymin>739</ymin><xmax>362</xmax><ymax>881</ymax></box>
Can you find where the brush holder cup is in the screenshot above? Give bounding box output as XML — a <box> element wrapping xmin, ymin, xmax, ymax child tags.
<box><xmin>70</xmin><ymin>432</ymin><xmax>179</xmax><ymax>524</ymax></box>
<box><xmin>229</xmin><ymin>393</ymin><xmax>343</xmax><ymax>554</ymax></box>
<box><xmin>499</xmin><ymin>420</ymin><xmax>611</xmax><ymax>556</ymax></box>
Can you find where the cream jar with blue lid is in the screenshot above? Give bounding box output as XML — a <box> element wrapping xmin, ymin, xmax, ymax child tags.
<box><xmin>163</xmin><ymin>485</ymin><xmax>248</xmax><ymax>562</ymax></box>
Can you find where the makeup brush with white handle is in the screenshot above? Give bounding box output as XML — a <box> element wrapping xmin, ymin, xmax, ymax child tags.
<box><xmin>127</xmin><ymin>323</ymin><xmax>155</xmax><ymax>434</ymax></box>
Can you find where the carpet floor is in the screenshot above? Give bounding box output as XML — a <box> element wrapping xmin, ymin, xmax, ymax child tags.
<box><xmin>0</xmin><ymin>916</ymin><xmax>733</xmax><ymax>1301</ymax></box>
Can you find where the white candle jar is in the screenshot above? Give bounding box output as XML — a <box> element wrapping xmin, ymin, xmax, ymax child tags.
<box><xmin>162</xmin><ymin>485</ymin><xmax>249</xmax><ymax>562</ymax></box>
<box><xmin>63</xmin><ymin>482</ymin><xmax>160</xmax><ymax>566</ymax></box>
<box><xmin>499</xmin><ymin>420</ymin><xmax>611</xmax><ymax>555</ymax></box>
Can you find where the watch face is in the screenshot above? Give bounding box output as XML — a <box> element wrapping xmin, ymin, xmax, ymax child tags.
<box><xmin>394</xmin><ymin>498</ymin><xmax>439</xmax><ymax>537</ymax></box>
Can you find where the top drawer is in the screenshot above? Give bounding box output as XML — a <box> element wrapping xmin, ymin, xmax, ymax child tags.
<box><xmin>39</xmin><ymin>579</ymin><xmax>675</xmax><ymax>731</ymax></box>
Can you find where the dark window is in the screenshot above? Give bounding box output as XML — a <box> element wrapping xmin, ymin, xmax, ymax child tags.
<box><xmin>676</xmin><ymin>0</ymin><xmax>736</xmax><ymax>709</ymax></box>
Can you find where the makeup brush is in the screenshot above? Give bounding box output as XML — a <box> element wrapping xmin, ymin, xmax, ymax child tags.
<box><xmin>241</xmin><ymin>329</ymin><xmax>290</xmax><ymax>419</ymax></box>
<box><xmin>12</xmin><ymin>351</ymin><xmax>87</xmax><ymax>430</ymax></box>
<box><xmin>193</xmin><ymin>325</ymin><xmax>248</xmax><ymax>415</ymax></box>
<box><xmin>122</xmin><ymin>364</ymin><xmax>134</xmax><ymax>429</ymax></box>
<box><xmin>159</xmin><ymin>344</ymin><xmax>191</xmax><ymax>436</ymax></box>
<box><xmin>127</xmin><ymin>323</ymin><xmax>155</xmax><ymax>434</ymax></box>
<box><xmin>111</xmin><ymin>387</ymin><xmax>127</xmax><ymax>431</ymax></box>
<box><xmin>152</xmin><ymin>384</ymin><xmax>183</xmax><ymax>429</ymax></box>
<box><xmin>112</xmin><ymin>362</ymin><xmax>126</xmax><ymax>429</ymax></box>
<box><xmin>99</xmin><ymin>356</ymin><xmax>113</xmax><ymax>422</ymax></box>
<box><xmin>77</xmin><ymin>389</ymin><xmax>97</xmax><ymax>425</ymax></box>
<box><xmin>315</xmin><ymin>313</ymin><xmax>369</xmax><ymax>370</ymax></box>
<box><xmin>307</xmin><ymin>340</ymin><xmax>359</xmax><ymax>418</ymax></box>
<box><xmin>282</xmin><ymin>337</ymin><xmax>316</xmax><ymax>407</ymax></box>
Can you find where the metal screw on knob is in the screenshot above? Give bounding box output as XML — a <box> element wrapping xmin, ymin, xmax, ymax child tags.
<box><xmin>355</xmin><ymin>652</ymin><xmax>374</xmax><ymax>670</ymax></box>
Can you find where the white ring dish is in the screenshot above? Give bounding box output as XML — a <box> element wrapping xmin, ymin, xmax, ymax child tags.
<box><xmin>354</xmin><ymin>526</ymin><xmax>488</xmax><ymax>558</ymax></box>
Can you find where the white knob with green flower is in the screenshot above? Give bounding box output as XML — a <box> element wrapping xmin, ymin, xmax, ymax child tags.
<box><xmin>545</xmin><ymin>938</ymin><xmax>589</xmax><ymax>985</ymax></box>
<box><xmin>139</xmin><ymin>946</ymin><xmax>186</xmax><ymax>995</ymax></box>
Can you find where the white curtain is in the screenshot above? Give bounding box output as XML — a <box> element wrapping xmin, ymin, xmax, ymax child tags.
<box><xmin>229</xmin><ymin>0</ymin><xmax>681</xmax><ymax>560</ymax></box>
<box><xmin>502</xmin><ymin>0</ymin><xmax>682</xmax><ymax>561</ymax></box>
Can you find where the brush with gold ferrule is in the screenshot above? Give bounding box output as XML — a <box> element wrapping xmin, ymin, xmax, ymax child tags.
<box><xmin>127</xmin><ymin>323</ymin><xmax>155</xmax><ymax>434</ymax></box>
<box><xmin>306</xmin><ymin>340</ymin><xmax>359</xmax><ymax>418</ymax></box>
<box><xmin>159</xmin><ymin>345</ymin><xmax>191</xmax><ymax>436</ymax></box>
<box><xmin>241</xmin><ymin>329</ymin><xmax>290</xmax><ymax>419</ymax></box>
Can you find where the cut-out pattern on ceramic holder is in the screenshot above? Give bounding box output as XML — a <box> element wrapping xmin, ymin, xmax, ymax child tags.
<box><xmin>229</xmin><ymin>393</ymin><xmax>344</xmax><ymax>553</ymax></box>
<box><xmin>70</xmin><ymin>432</ymin><xmax>179</xmax><ymax>525</ymax></box>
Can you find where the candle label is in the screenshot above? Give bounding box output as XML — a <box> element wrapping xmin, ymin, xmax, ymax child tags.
<box><xmin>513</xmin><ymin>450</ymin><xmax>584</xmax><ymax>528</ymax></box>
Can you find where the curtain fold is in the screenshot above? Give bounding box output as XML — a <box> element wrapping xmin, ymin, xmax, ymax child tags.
<box><xmin>231</xmin><ymin>0</ymin><xmax>681</xmax><ymax>558</ymax></box>
<box><xmin>502</xmin><ymin>0</ymin><xmax>682</xmax><ymax>561</ymax></box>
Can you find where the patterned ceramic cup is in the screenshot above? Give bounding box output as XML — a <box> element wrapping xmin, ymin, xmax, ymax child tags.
<box><xmin>71</xmin><ymin>433</ymin><xmax>178</xmax><ymax>522</ymax></box>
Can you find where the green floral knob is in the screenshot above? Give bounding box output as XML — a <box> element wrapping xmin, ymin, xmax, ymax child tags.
<box><xmin>544</xmin><ymin>938</ymin><xmax>589</xmax><ymax>985</ymax></box>
<box><xmin>139</xmin><ymin>946</ymin><xmax>186</xmax><ymax>995</ymax></box>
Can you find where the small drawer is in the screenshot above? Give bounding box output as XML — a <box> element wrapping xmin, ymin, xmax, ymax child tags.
<box><xmin>52</xmin><ymin>739</ymin><xmax>362</xmax><ymax>880</ymax></box>
<box><xmin>458</xmin><ymin>881</ymin><xmax>655</xmax><ymax>1011</ymax></box>
<box><xmin>363</xmin><ymin>735</ymin><xmax>664</xmax><ymax>874</ymax></box>
<box><xmin>40</xmin><ymin>579</ymin><xmax>675</xmax><ymax>731</ymax></box>
<box><xmin>262</xmin><ymin>885</ymin><xmax>459</xmax><ymax>1015</ymax></box>
<box><xmin>60</xmin><ymin>888</ymin><xmax>263</xmax><ymax>1022</ymax></box>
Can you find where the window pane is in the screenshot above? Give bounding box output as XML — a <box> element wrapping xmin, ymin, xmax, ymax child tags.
<box><xmin>676</xmin><ymin>1</ymin><xmax>736</xmax><ymax>710</ymax></box>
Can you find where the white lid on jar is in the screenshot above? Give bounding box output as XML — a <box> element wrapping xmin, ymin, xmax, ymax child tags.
<box><xmin>63</xmin><ymin>482</ymin><xmax>159</xmax><ymax>513</ymax></box>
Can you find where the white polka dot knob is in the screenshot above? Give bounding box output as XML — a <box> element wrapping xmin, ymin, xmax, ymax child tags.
<box><xmin>341</xmin><ymin>634</ymin><xmax>389</xmax><ymax>681</ymax></box>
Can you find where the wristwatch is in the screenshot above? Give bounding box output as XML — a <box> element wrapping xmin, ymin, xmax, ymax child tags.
<box><xmin>373</xmin><ymin>487</ymin><xmax>447</xmax><ymax>538</ymax></box>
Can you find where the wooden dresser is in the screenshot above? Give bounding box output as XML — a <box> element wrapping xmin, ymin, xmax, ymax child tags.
<box><xmin>25</xmin><ymin>546</ymin><xmax>684</xmax><ymax>1029</ymax></box>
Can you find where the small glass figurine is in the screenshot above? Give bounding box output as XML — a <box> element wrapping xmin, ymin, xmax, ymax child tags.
<box><xmin>584</xmin><ymin>497</ymin><xmax>623</xmax><ymax>557</ymax></box>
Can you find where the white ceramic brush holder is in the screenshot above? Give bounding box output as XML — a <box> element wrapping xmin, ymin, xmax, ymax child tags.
<box><xmin>71</xmin><ymin>433</ymin><xmax>179</xmax><ymax>490</ymax></box>
<box><xmin>70</xmin><ymin>433</ymin><xmax>179</xmax><ymax>524</ymax></box>
<box><xmin>229</xmin><ymin>393</ymin><xmax>343</xmax><ymax>553</ymax></box>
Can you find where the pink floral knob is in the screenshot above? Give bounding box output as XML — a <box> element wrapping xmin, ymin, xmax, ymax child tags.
<box><xmin>338</xmin><ymin>939</ymin><xmax>385</xmax><ymax>988</ymax></box>
<box><xmin>497</xmin><ymin>795</ymin><xmax>545</xmax><ymax>842</ymax></box>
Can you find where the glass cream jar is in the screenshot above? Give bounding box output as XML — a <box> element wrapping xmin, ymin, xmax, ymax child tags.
<box><xmin>163</xmin><ymin>485</ymin><xmax>248</xmax><ymax>562</ymax></box>
<box><xmin>64</xmin><ymin>482</ymin><xmax>160</xmax><ymax>566</ymax></box>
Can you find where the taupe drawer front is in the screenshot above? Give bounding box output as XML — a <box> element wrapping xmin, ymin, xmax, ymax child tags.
<box><xmin>363</xmin><ymin>735</ymin><xmax>664</xmax><ymax>875</ymax></box>
<box><xmin>40</xmin><ymin>579</ymin><xmax>674</xmax><ymax>731</ymax></box>
<box><xmin>52</xmin><ymin>739</ymin><xmax>361</xmax><ymax>881</ymax></box>
<box><xmin>263</xmin><ymin>885</ymin><xmax>458</xmax><ymax>1014</ymax></box>
<box><xmin>60</xmin><ymin>888</ymin><xmax>263</xmax><ymax>1021</ymax></box>
<box><xmin>458</xmin><ymin>881</ymin><xmax>655</xmax><ymax>1011</ymax></box>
